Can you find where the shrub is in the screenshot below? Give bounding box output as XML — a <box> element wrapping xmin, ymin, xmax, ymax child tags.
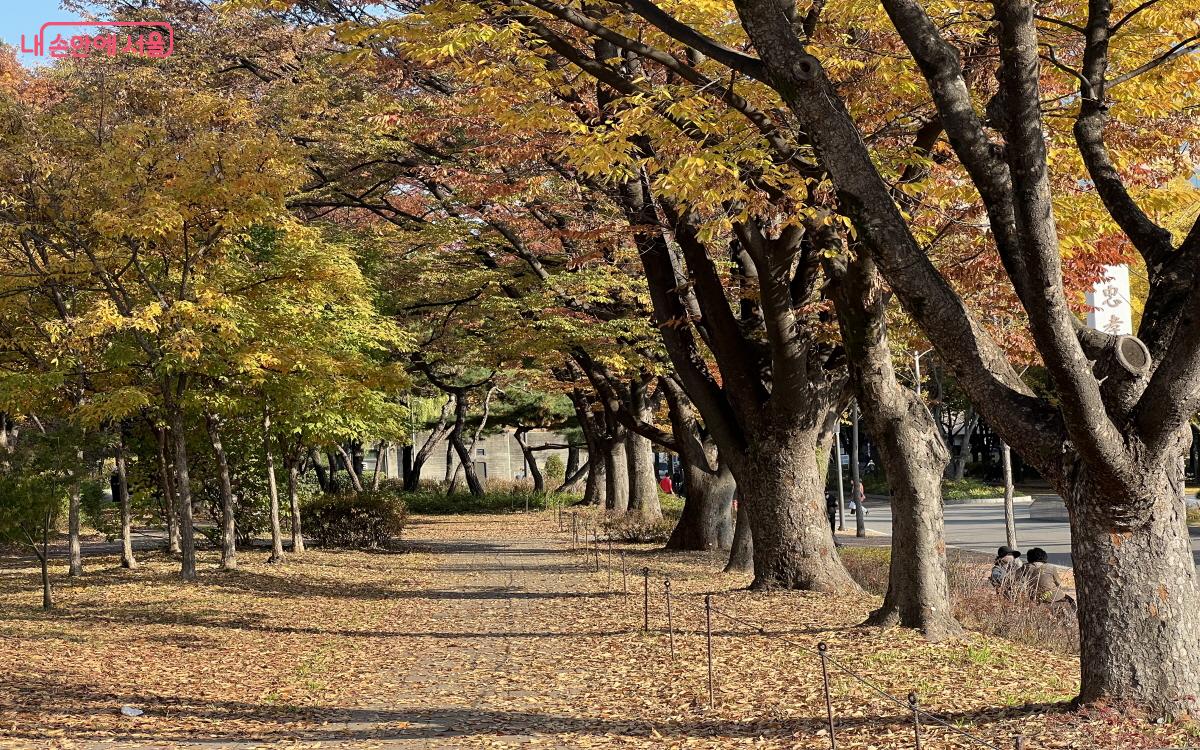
<box><xmin>543</xmin><ymin>454</ymin><xmax>566</xmax><ymax>482</ymax></box>
<box><xmin>301</xmin><ymin>491</ymin><xmax>408</xmax><ymax>549</ymax></box>
<box><xmin>602</xmin><ymin>512</ymin><xmax>676</xmax><ymax>543</ymax></box>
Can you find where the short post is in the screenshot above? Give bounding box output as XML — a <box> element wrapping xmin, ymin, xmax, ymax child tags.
<box><xmin>642</xmin><ymin>567</ymin><xmax>651</xmax><ymax>631</ymax></box>
<box><xmin>704</xmin><ymin>593</ymin><xmax>715</xmax><ymax>709</ymax></box>
<box><xmin>621</xmin><ymin>552</ymin><xmax>628</xmax><ymax>600</ymax></box>
<box><xmin>908</xmin><ymin>692</ymin><xmax>922</xmax><ymax>750</ymax></box>
<box><xmin>572</xmin><ymin>514</ymin><xmax>578</xmax><ymax>548</ymax></box>
<box><xmin>818</xmin><ymin>642</ymin><xmax>836</xmax><ymax>749</ymax></box>
<box><xmin>1013</xmin><ymin>735</ymin><xmax>1025</xmax><ymax>750</ymax></box>
<box><xmin>607</xmin><ymin>539</ymin><xmax>613</xmax><ymax>589</ymax></box>
<box><xmin>593</xmin><ymin>532</ymin><xmax>601</xmax><ymax>571</ymax></box>
<box><xmin>664</xmin><ymin>578</ymin><xmax>675</xmax><ymax>661</ymax></box>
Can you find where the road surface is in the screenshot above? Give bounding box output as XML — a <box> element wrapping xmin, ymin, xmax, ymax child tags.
<box><xmin>854</xmin><ymin>496</ymin><xmax>1200</xmax><ymax>567</ymax></box>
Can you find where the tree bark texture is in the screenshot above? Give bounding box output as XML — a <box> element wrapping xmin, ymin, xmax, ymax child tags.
<box><xmin>205</xmin><ymin>413</ymin><xmax>237</xmax><ymax>571</ymax></box>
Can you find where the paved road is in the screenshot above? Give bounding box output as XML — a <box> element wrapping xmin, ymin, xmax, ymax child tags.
<box><xmin>853</xmin><ymin>497</ymin><xmax>1200</xmax><ymax>567</ymax></box>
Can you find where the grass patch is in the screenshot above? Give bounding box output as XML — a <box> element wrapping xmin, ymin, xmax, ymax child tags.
<box><xmin>840</xmin><ymin>545</ymin><xmax>1079</xmax><ymax>654</ymax></box>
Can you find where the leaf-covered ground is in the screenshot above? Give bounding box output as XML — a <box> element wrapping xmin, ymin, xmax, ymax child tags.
<box><xmin>1</xmin><ymin>513</ymin><xmax>1196</xmax><ymax>749</ymax></box>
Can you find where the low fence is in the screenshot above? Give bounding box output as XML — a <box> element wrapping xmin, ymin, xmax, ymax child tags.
<box><xmin>556</xmin><ymin>509</ymin><xmax>1028</xmax><ymax>750</ymax></box>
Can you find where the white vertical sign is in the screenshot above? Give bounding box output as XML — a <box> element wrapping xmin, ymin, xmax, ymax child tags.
<box><xmin>1086</xmin><ymin>264</ymin><xmax>1133</xmax><ymax>335</ymax></box>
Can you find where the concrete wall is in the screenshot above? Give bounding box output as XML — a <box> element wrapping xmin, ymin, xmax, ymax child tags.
<box><xmin>366</xmin><ymin>428</ymin><xmax>581</xmax><ymax>486</ymax></box>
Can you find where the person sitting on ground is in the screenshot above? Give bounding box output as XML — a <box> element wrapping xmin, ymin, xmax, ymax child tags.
<box><xmin>658</xmin><ymin>474</ymin><xmax>673</xmax><ymax>495</ymax></box>
<box><xmin>1013</xmin><ymin>547</ymin><xmax>1074</xmax><ymax>608</ymax></box>
<box><xmin>990</xmin><ymin>546</ymin><xmax>1022</xmax><ymax>591</ymax></box>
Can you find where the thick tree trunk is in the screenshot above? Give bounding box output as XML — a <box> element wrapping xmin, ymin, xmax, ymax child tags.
<box><xmin>625</xmin><ymin>431</ymin><xmax>660</xmax><ymax>518</ymax></box>
<box><xmin>1002</xmin><ymin>441</ymin><xmax>1017</xmax><ymax>550</ymax></box>
<box><xmin>115</xmin><ymin>429</ymin><xmax>137</xmax><ymax>570</ymax></box>
<box><xmin>734</xmin><ymin>421</ymin><xmax>857</xmax><ymax>591</ymax></box>
<box><xmin>205</xmin><ymin>413</ymin><xmax>237</xmax><ymax>572</ymax></box>
<box><xmin>168</xmin><ymin>406</ymin><xmax>197</xmax><ymax>581</ymax></box>
<box><xmin>288</xmin><ymin>458</ymin><xmax>305</xmax><ymax>553</ymax></box>
<box><xmin>157</xmin><ymin>426</ymin><xmax>181</xmax><ymax>554</ymax></box>
<box><xmin>583</xmin><ymin>454</ymin><xmax>606</xmax><ymax>505</ymax></box>
<box><xmin>668</xmin><ymin>461</ymin><xmax>735</xmax><ymax>550</ymax></box>
<box><xmin>604</xmin><ymin>429</ymin><xmax>629</xmax><ymax>513</ymax></box>
<box><xmin>1070</xmin><ymin>467</ymin><xmax>1200</xmax><ymax>717</ymax></box>
<box><xmin>264</xmin><ymin>406</ymin><xmax>284</xmax><ymax>563</ymax></box>
<box><xmin>724</xmin><ymin>498</ymin><xmax>753</xmax><ymax>573</ymax></box>
<box><xmin>625</xmin><ymin>379</ymin><xmax>662</xmax><ymax>519</ymax></box>
<box><xmin>68</xmin><ymin>450</ymin><xmax>82</xmax><ymax>577</ymax></box>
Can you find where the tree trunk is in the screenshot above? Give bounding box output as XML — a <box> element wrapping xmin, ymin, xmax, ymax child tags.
<box><xmin>735</xmin><ymin>420</ymin><xmax>857</xmax><ymax>591</ymax></box>
<box><xmin>447</xmin><ymin>391</ymin><xmax>486</xmax><ymax>497</ymax></box>
<box><xmin>288</xmin><ymin>457</ymin><xmax>305</xmax><ymax>553</ymax></box>
<box><xmin>604</xmin><ymin>427</ymin><xmax>629</xmax><ymax>513</ymax></box>
<box><xmin>668</xmin><ymin>461</ymin><xmax>735</xmax><ymax>550</ymax></box>
<box><xmin>584</xmin><ymin>453</ymin><xmax>606</xmax><ymax>505</ymax></box>
<box><xmin>335</xmin><ymin>444</ymin><xmax>365</xmax><ymax>493</ymax></box>
<box><xmin>67</xmin><ymin>448</ymin><xmax>83</xmax><ymax>577</ymax></box>
<box><xmin>407</xmin><ymin>398</ymin><xmax>452</xmax><ymax>491</ymax></box>
<box><xmin>1070</xmin><ymin>466</ymin><xmax>1200</xmax><ymax>717</ymax></box>
<box><xmin>948</xmin><ymin>408</ymin><xmax>979</xmax><ymax>480</ymax></box>
<box><xmin>310</xmin><ymin>448</ymin><xmax>330</xmax><ymax>492</ymax></box>
<box><xmin>205</xmin><ymin>413</ymin><xmax>237</xmax><ymax>572</ymax></box>
<box><xmin>557</xmin><ymin>457</ymin><xmax>589</xmax><ymax>494</ymax></box>
<box><xmin>851</xmin><ymin>402</ymin><xmax>866</xmax><ymax>537</ymax></box>
<box><xmin>371</xmin><ymin>441</ymin><xmax>387</xmax><ymax>490</ymax></box>
<box><xmin>168</xmin><ymin>404</ymin><xmax>197</xmax><ymax>581</ymax></box>
<box><xmin>515</xmin><ymin>428</ymin><xmax>545</xmax><ymax>492</ymax></box>
<box><xmin>625</xmin><ymin>378</ymin><xmax>662</xmax><ymax>519</ymax></box>
<box><xmin>574</xmin><ymin>393</ymin><xmax>606</xmax><ymax>506</ymax></box>
<box><xmin>826</xmin><ymin>248</ymin><xmax>958</xmax><ymax>638</ymax></box>
<box><xmin>156</xmin><ymin>426</ymin><xmax>181</xmax><ymax>554</ymax></box>
<box><xmin>38</xmin><ymin>518</ymin><xmax>51</xmax><ymax>609</ymax></box>
<box><xmin>1002</xmin><ymin>441</ymin><xmax>1017</xmax><ymax>550</ymax></box>
<box><xmin>565</xmin><ymin>445</ymin><xmax>580</xmax><ymax>479</ymax></box>
<box><xmin>263</xmin><ymin>405</ymin><xmax>284</xmax><ymax>563</ymax></box>
<box><xmin>115</xmin><ymin>428</ymin><xmax>137</xmax><ymax>570</ymax></box>
<box><xmin>724</xmin><ymin>498</ymin><xmax>753</xmax><ymax>573</ymax></box>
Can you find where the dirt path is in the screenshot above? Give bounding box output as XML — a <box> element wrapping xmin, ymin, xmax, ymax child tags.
<box><xmin>322</xmin><ymin>523</ymin><xmax>596</xmax><ymax>748</ymax></box>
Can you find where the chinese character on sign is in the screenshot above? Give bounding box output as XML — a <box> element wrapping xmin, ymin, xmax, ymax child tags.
<box><xmin>1086</xmin><ymin>264</ymin><xmax>1133</xmax><ymax>336</ymax></box>
<box><xmin>21</xmin><ymin>22</ymin><xmax>174</xmax><ymax>60</ymax></box>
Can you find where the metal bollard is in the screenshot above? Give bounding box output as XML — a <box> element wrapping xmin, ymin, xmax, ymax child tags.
<box><xmin>908</xmin><ymin>692</ymin><xmax>922</xmax><ymax>750</ymax></box>
<box><xmin>704</xmin><ymin>593</ymin><xmax>715</xmax><ymax>709</ymax></box>
<box><xmin>818</xmin><ymin>642</ymin><xmax>836</xmax><ymax>749</ymax></box>
<box><xmin>593</xmin><ymin>532</ymin><xmax>600</xmax><ymax>571</ymax></box>
<box><xmin>664</xmin><ymin>579</ymin><xmax>675</xmax><ymax>660</ymax></box>
<box><xmin>642</xmin><ymin>567</ymin><xmax>650</xmax><ymax>632</ymax></box>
